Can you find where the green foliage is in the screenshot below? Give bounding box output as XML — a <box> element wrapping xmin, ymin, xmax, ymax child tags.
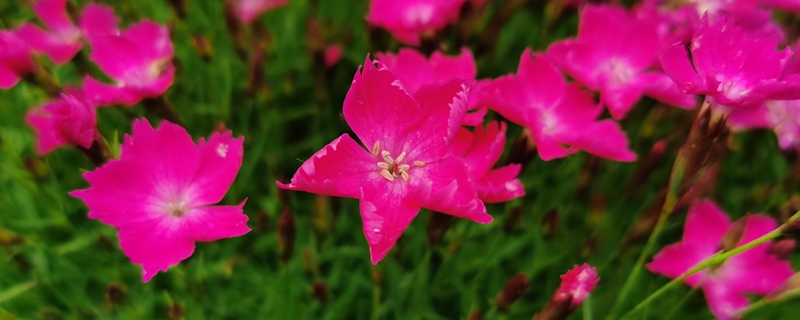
<box><xmin>1</xmin><ymin>0</ymin><xmax>799</xmax><ymax>319</ymax></box>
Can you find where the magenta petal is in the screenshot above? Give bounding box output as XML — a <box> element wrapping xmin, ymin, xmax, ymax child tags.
<box><xmin>556</xmin><ymin>119</ymin><xmax>637</xmax><ymax>161</ymax></box>
<box><xmin>79</xmin><ymin>3</ymin><xmax>119</xmax><ymax>41</ymax></box>
<box><xmin>602</xmin><ymin>84</ymin><xmax>644</xmax><ymax>120</ymax></box>
<box><xmin>0</xmin><ymin>65</ymin><xmax>23</xmax><ymax>89</ymax></box>
<box><xmin>726</xmin><ymin>105</ymin><xmax>772</xmax><ymax>130</ymax></box>
<box><xmin>647</xmin><ymin>241</ymin><xmax>711</xmax><ymax>286</ymax></box>
<box><xmin>69</xmin><ymin>160</ymin><xmax>155</xmax><ymax>226</ymax></box>
<box><xmin>190</xmin><ymin>132</ymin><xmax>245</xmax><ymax>205</ymax></box>
<box><xmin>25</xmin><ymin>108</ymin><xmax>68</xmax><ymax>155</ymax></box>
<box><xmin>16</xmin><ymin>23</ymin><xmax>80</xmax><ymax>65</ymax></box>
<box><xmin>343</xmin><ymin>60</ymin><xmax>421</xmax><ymax>154</ymax></box>
<box><xmin>683</xmin><ymin>200</ymin><xmax>731</xmax><ymax>254</ymax></box>
<box><xmin>475</xmin><ymin>164</ymin><xmax>525</xmax><ymax>203</ymax></box>
<box><xmin>701</xmin><ymin>279</ymin><xmax>750</xmax><ymax>320</ymax></box>
<box><xmin>116</xmin><ymin>216</ymin><xmax>197</xmax><ymax>282</ymax></box>
<box><xmin>82</xmin><ymin>76</ymin><xmax>138</xmax><ymax>106</ymax></box>
<box><xmin>407</xmin><ymin>79</ymin><xmax>470</xmax><ymax>161</ymax></box>
<box><xmin>277</xmin><ymin>134</ymin><xmax>374</xmax><ymax>199</ymax></box>
<box><xmin>722</xmin><ymin>253</ymin><xmax>794</xmax><ymax>296</ymax></box>
<box><xmin>660</xmin><ymin>44</ymin><xmax>707</xmax><ymax>94</ymax></box>
<box><xmin>359</xmin><ymin>186</ymin><xmax>420</xmax><ymax>264</ymax></box>
<box><xmin>535</xmin><ymin>135</ymin><xmax>578</xmax><ymax>161</ymax></box>
<box><xmin>638</xmin><ymin>72</ymin><xmax>697</xmax><ymax>109</ymax></box>
<box><xmin>409</xmin><ymin>156</ymin><xmax>492</xmax><ymax>223</ymax></box>
<box><xmin>459</xmin><ymin>121</ymin><xmax>506</xmax><ymax>178</ymax></box>
<box><xmin>184</xmin><ymin>203</ymin><xmax>250</xmax><ymax>241</ymax></box>
<box><xmin>122</xmin><ymin>120</ymin><xmax>201</xmax><ymax>188</ymax></box>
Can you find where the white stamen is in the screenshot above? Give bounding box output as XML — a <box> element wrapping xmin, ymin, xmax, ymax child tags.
<box><xmin>372</xmin><ymin>141</ymin><xmax>381</xmax><ymax>156</ymax></box>
<box><xmin>397</xmin><ymin>164</ymin><xmax>410</xmax><ymax>173</ymax></box>
<box><xmin>414</xmin><ymin>161</ymin><xmax>426</xmax><ymax>167</ymax></box>
<box><xmin>377</xmin><ymin>162</ymin><xmax>390</xmax><ymax>169</ymax></box>
<box><xmin>401</xmin><ymin>171</ymin><xmax>410</xmax><ymax>182</ymax></box>
<box><xmin>395</xmin><ymin>151</ymin><xmax>406</xmax><ymax>163</ymax></box>
<box><xmin>380</xmin><ymin>169</ymin><xmax>395</xmax><ymax>181</ymax></box>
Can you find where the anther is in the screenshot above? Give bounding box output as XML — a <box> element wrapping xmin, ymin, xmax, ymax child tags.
<box><xmin>414</xmin><ymin>161</ymin><xmax>426</xmax><ymax>167</ymax></box>
<box><xmin>381</xmin><ymin>150</ymin><xmax>394</xmax><ymax>163</ymax></box>
<box><xmin>372</xmin><ymin>141</ymin><xmax>381</xmax><ymax>157</ymax></box>
<box><xmin>377</xmin><ymin>162</ymin><xmax>390</xmax><ymax>169</ymax></box>
<box><xmin>401</xmin><ymin>171</ymin><xmax>410</xmax><ymax>182</ymax></box>
<box><xmin>397</xmin><ymin>164</ymin><xmax>410</xmax><ymax>173</ymax></box>
<box><xmin>380</xmin><ymin>169</ymin><xmax>395</xmax><ymax>181</ymax></box>
<box><xmin>395</xmin><ymin>151</ymin><xmax>406</xmax><ymax>163</ymax></box>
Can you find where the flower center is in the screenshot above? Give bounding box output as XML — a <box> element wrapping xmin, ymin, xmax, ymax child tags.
<box><xmin>372</xmin><ymin>141</ymin><xmax>425</xmax><ymax>182</ymax></box>
<box><xmin>166</xmin><ymin>200</ymin><xmax>190</xmax><ymax>217</ymax></box>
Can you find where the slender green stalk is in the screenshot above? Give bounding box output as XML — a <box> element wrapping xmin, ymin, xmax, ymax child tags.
<box><xmin>371</xmin><ymin>265</ymin><xmax>381</xmax><ymax>320</ymax></box>
<box><xmin>607</xmin><ymin>158</ymin><xmax>685</xmax><ymax>319</ymax></box>
<box><xmin>618</xmin><ymin>212</ymin><xmax>799</xmax><ymax>320</ymax></box>
<box><xmin>736</xmin><ymin>289</ymin><xmax>800</xmax><ymax>317</ymax></box>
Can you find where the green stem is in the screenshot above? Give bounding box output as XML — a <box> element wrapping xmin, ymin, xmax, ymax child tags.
<box><xmin>736</xmin><ymin>288</ymin><xmax>800</xmax><ymax>317</ymax></box>
<box><xmin>618</xmin><ymin>212</ymin><xmax>799</xmax><ymax>320</ymax></box>
<box><xmin>371</xmin><ymin>265</ymin><xmax>381</xmax><ymax>320</ymax></box>
<box><xmin>607</xmin><ymin>158</ymin><xmax>685</xmax><ymax>319</ymax></box>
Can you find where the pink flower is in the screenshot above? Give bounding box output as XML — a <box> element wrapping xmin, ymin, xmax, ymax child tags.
<box><xmin>17</xmin><ymin>0</ymin><xmax>83</xmax><ymax>65</ymax></box>
<box><xmin>452</xmin><ymin>121</ymin><xmax>524</xmax><ymax>203</ymax></box>
<box><xmin>70</xmin><ymin>119</ymin><xmax>250</xmax><ymax>282</ymax></box>
<box><xmin>555</xmin><ymin>264</ymin><xmax>599</xmax><ymax>308</ymax></box>
<box><xmin>647</xmin><ymin>200</ymin><xmax>794</xmax><ymax>319</ymax></box>
<box><xmin>484</xmin><ymin>49</ymin><xmax>636</xmax><ymax>161</ymax></box>
<box><xmin>227</xmin><ymin>0</ymin><xmax>289</xmax><ymax>24</ymax></box>
<box><xmin>661</xmin><ymin>15</ymin><xmax>800</xmax><ymax>109</ymax></box>
<box><xmin>366</xmin><ymin>0</ymin><xmax>466</xmax><ymax>46</ymax></box>
<box><xmin>277</xmin><ymin>57</ymin><xmax>492</xmax><ymax>264</ymax></box>
<box><xmin>546</xmin><ymin>4</ymin><xmax>696</xmax><ymax>119</ymax></box>
<box><xmin>323</xmin><ymin>44</ymin><xmax>343</xmax><ymax>68</ymax></box>
<box><xmin>80</xmin><ymin>5</ymin><xmax>174</xmax><ymax>106</ymax></box>
<box><xmin>25</xmin><ymin>93</ymin><xmax>96</xmax><ymax>155</ymax></box>
<box><xmin>0</xmin><ymin>30</ymin><xmax>35</xmax><ymax>89</ymax></box>
<box><xmin>376</xmin><ymin>48</ymin><xmax>486</xmax><ymax>125</ymax></box>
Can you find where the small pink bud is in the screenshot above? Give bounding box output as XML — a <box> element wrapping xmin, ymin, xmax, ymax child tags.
<box><xmin>555</xmin><ymin>264</ymin><xmax>599</xmax><ymax>308</ymax></box>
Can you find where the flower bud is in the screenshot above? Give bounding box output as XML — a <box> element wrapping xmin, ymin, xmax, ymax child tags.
<box><xmin>768</xmin><ymin>239</ymin><xmax>796</xmax><ymax>260</ymax></box>
<box><xmin>495</xmin><ymin>273</ymin><xmax>529</xmax><ymax>312</ymax></box>
<box><xmin>278</xmin><ymin>208</ymin><xmax>296</xmax><ymax>263</ymax></box>
<box><xmin>312</xmin><ymin>281</ymin><xmax>330</xmax><ymax>303</ymax></box>
<box><xmin>168</xmin><ymin>301</ymin><xmax>185</xmax><ymax>320</ymax></box>
<box><xmin>534</xmin><ymin>264</ymin><xmax>599</xmax><ymax>320</ymax></box>
<box><xmin>467</xmin><ymin>309</ymin><xmax>482</xmax><ymax>320</ymax></box>
<box><xmin>192</xmin><ymin>34</ymin><xmax>213</xmax><ymax>61</ymax></box>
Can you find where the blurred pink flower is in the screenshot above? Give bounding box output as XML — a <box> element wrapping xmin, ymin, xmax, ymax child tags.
<box><xmin>452</xmin><ymin>121</ymin><xmax>524</xmax><ymax>203</ymax></box>
<box><xmin>227</xmin><ymin>0</ymin><xmax>289</xmax><ymax>24</ymax></box>
<box><xmin>80</xmin><ymin>5</ymin><xmax>174</xmax><ymax>106</ymax></box>
<box><xmin>0</xmin><ymin>30</ymin><xmax>35</xmax><ymax>89</ymax></box>
<box><xmin>727</xmin><ymin>100</ymin><xmax>800</xmax><ymax>151</ymax></box>
<box><xmin>761</xmin><ymin>0</ymin><xmax>800</xmax><ymax>13</ymax></box>
<box><xmin>547</xmin><ymin>4</ymin><xmax>696</xmax><ymax>119</ymax></box>
<box><xmin>661</xmin><ymin>15</ymin><xmax>800</xmax><ymax>109</ymax></box>
<box><xmin>70</xmin><ymin>119</ymin><xmax>249</xmax><ymax>282</ymax></box>
<box><xmin>17</xmin><ymin>0</ymin><xmax>83</xmax><ymax>65</ymax></box>
<box><xmin>376</xmin><ymin>48</ymin><xmax>486</xmax><ymax>124</ymax></box>
<box><xmin>647</xmin><ymin>200</ymin><xmax>794</xmax><ymax>320</ymax></box>
<box><xmin>277</xmin><ymin>57</ymin><xmax>492</xmax><ymax>264</ymax></box>
<box><xmin>323</xmin><ymin>44</ymin><xmax>343</xmax><ymax>68</ymax></box>
<box><xmin>25</xmin><ymin>93</ymin><xmax>96</xmax><ymax>155</ymax></box>
<box><xmin>366</xmin><ymin>0</ymin><xmax>466</xmax><ymax>46</ymax></box>
<box><xmin>484</xmin><ymin>49</ymin><xmax>636</xmax><ymax>161</ymax></box>
<box><xmin>556</xmin><ymin>264</ymin><xmax>599</xmax><ymax>308</ymax></box>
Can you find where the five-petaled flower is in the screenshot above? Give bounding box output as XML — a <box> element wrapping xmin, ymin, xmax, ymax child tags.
<box><xmin>70</xmin><ymin>119</ymin><xmax>250</xmax><ymax>282</ymax></box>
<box><xmin>17</xmin><ymin>0</ymin><xmax>83</xmax><ymax>65</ymax></box>
<box><xmin>366</xmin><ymin>0</ymin><xmax>466</xmax><ymax>46</ymax></box>
<box><xmin>484</xmin><ymin>49</ymin><xmax>636</xmax><ymax>161</ymax></box>
<box><xmin>661</xmin><ymin>14</ymin><xmax>800</xmax><ymax>110</ymax></box>
<box><xmin>547</xmin><ymin>4</ymin><xmax>696</xmax><ymax>119</ymax></box>
<box><xmin>80</xmin><ymin>4</ymin><xmax>175</xmax><ymax>106</ymax></box>
<box><xmin>277</xmin><ymin>56</ymin><xmax>492</xmax><ymax>264</ymax></box>
<box><xmin>647</xmin><ymin>200</ymin><xmax>794</xmax><ymax>320</ymax></box>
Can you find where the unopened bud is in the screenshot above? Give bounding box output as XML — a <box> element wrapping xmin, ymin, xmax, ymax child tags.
<box><xmin>312</xmin><ymin>281</ymin><xmax>330</xmax><ymax>303</ymax></box>
<box><xmin>256</xmin><ymin>210</ymin><xmax>269</xmax><ymax>233</ymax></box>
<box><xmin>503</xmin><ymin>206</ymin><xmax>525</xmax><ymax>234</ymax></box>
<box><xmin>678</xmin><ymin>103</ymin><xmax>730</xmax><ymax>185</ymax></box>
<box><xmin>303</xmin><ymin>250</ymin><xmax>319</xmax><ymax>276</ymax></box>
<box><xmin>168</xmin><ymin>301</ymin><xmax>185</xmax><ymax>320</ymax></box>
<box><xmin>428</xmin><ymin>211</ymin><xmax>455</xmax><ymax>247</ymax></box>
<box><xmin>106</xmin><ymin>283</ymin><xmax>126</xmax><ymax>305</ymax></box>
<box><xmin>467</xmin><ymin>309</ymin><xmax>483</xmax><ymax>320</ymax></box>
<box><xmin>554</xmin><ymin>264</ymin><xmax>598</xmax><ymax>308</ymax></box>
<box><xmin>721</xmin><ymin>216</ymin><xmax>747</xmax><ymax>252</ymax></box>
<box><xmin>313</xmin><ymin>195</ymin><xmax>331</xmax><ymax>236</ymax></box>
<box><xmin>495</xmin><ymin>273</ymin><xmax>529</xmax><ymax>312</ymax></box>
<box><xmin>540</xmin><ymin>208</ymin><xmax>558</xmax><ymax>237</ymax></box>
<box><xmin>278</xmin><ymin>209</ymin><xmax>296</xmax><ymax>263</ymax></box>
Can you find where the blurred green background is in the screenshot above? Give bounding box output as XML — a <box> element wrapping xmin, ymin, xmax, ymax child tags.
<box><xmin>1</xmin><ymin>0</ymin><xmax>799</xmax><ymax>319</ymax></box>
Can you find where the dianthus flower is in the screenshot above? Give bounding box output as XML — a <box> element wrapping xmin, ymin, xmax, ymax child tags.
<box><xmin>648</xmin><ymin>200</ymin><xmax>794</xmax><ymax>319</ymax></box>
<box><xmin>226</xmin><ymin>0</ymin><xmax>289</xmax><ymax>24</ymax></box>
<box><xmin>366</xmin><ymin>0</ymin><xmax>466</xmax><ymax>46</ymax></box>
<box><xmin>556</xmin><ymin>264</ymin><xmax>599</xmax><ymax>308</ymax></box>
<box><xmin>80</xmin><ymin>4</ymin><xmax>174</xmax><ymax>106</ymax></box>
<box><xmin>661</xmin><ymin>14</ymin><xmax>800</xmax><ymax>109</ymax></box>
<box><xmin>484</xmin><ymin>49</ymin><xmax>636</xmax><ymax>161</ymax></box>
<box><xmin>70</xmin><ymin>119</ymin><xmax>249</xmax><ymax>282</ymax></box>
<box><xmin>0</xmin><ymin>30</ymin><xmax>35</xmax><ymax>89</ymax></box>
<box><xmin>547</xmin><ymin>4</ymin><xmax>696</xmax><ymax>119</ymax></box>
<box><xmin>17</xmin><ymin>0</ymin><xmax>83</xmax><ymax>65</ymax></box>
<box><xmin>278</xmin><ymin>57</ymin><xmax>492</xmax><ymax>263</ymax></box>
